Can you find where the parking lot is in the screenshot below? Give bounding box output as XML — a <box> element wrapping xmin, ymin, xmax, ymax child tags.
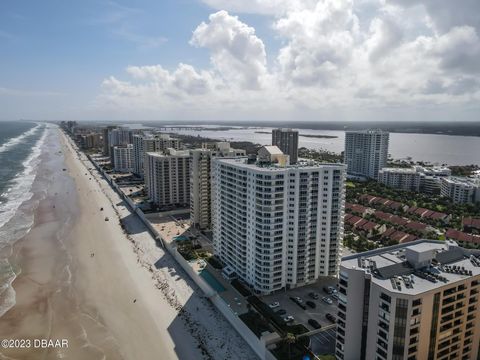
<box><xmin>260</xmin><ymin>277</ymin><xmax>339</xmax><ymax>331</ymax></box>
<box><xmin>310</xmin><ymin>327</ymin><xmax>336</xmax><ymax>355</ymax></box>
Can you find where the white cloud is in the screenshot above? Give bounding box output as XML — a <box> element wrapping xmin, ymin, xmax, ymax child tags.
<box><xmin>96</xmin><ymin>1</ymin><xmax>480</xmax><ymax>120</ymax></box>
<box><xmin>190</xmin><ymin>10</ymin><xmax>267</xmax><ymax>89</ymax></box>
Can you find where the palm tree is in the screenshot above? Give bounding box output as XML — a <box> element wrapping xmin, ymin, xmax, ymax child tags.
<box><xmin>285</xmin><ymin>333</ymin><xmax>296</xmax><ymax>360</ymax></box>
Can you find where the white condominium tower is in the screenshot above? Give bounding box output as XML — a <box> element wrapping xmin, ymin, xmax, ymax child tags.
<box><xmin>112</xmin><ymin>144</ymin><xmax>134</xmax><ymax>173</ymax></box>
<box><xmin>344</xmin><ymin>129</ymin><xmax>389</xmax><ymax>179</ymax></box>
<box><xmin>212</xmin><ymin>146</ymin><xmax>346</xmax><ymax>295</ymax></box>
<box><xmin>145</xmin><ymin>149</ymin><xmax>190</xmax><ymax>207</ymax></box>
<box><xmin>272</xmin><ymin>128</ymin><xmax>299</xmax><ymax>164</ymax></box>
<box><xmin>133</xmin><ymin>134</ymin><xmax>181</xmax><ymax>177</ymax></box>
<box><xmin>190</xmin><ymin>142</ymin><xmax>246</xmax><ymax>230</ymax></box>
<box><xmin>336</xmin><ymin>240</ymin><xmax>480</xmax><ymax>360</ymax></box>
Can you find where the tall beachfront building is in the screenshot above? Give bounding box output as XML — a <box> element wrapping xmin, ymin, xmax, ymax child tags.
<box><xmin>211</xmin><ymin>146</ymin><xmax>346</xmax><ymax>295</ymax></box>
<box><xmin>132</xmin><ymin>134</ymin><xmax>182</xmax><ymax>177</ymax></box>
<box><xmin>112</xmin><ymin>144</ymin><xmax>134</xmax><ymax>173</ymax></box>
<box><xmin>272</xmin><ymin>128</ymin><xmax>299</xmax><ymax>164</ymax></box>
<box><xmin>344</xmin><ymin>129</ymin><xmax>389</xmax><ymax>180</ymax></box>
<box><xmin>145</xmin><ymin>149</ymin><xmax>190</xmax><ymax>207</ymax></box>
<box><xmin>190</xmin><ymin>142</ymin><xmax>246</xmax><ymax>230</ymax></box>
<box><xmin>336</xmin><ymin>240</ymin><xmax>480</xmax><ymax>360</ymax></box>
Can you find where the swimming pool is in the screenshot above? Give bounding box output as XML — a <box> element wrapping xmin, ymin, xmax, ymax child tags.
<box><xmin>199</xmin><ymin>270</ymin><xmax>226</xmax><ymax>293</ymax></box>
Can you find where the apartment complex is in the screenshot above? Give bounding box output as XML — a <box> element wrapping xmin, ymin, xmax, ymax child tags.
<box><xmin>378</xmin><ymin>168</ymin><xmax>422</xmax><ymax>192</ymax></box>
<box><xmin>190</xmin><ymin>142</ymin><xmax>245</xmax><ymax>230</ymax></box>
<box><xmin>272</xmin><ymin>128</ymin><xmax>299</xmax><ymax>164</ymax></box>
<box><xmin>344</xmin><ymin>129</ymin><xmax>389</xmax><ymax>179</ymax></box>
<box><xmin>145</xmin><ymin>149</ymin><xmax>190</xmax><ymax>207</ymax></box>
<box><xmin>211</xmin><ymin>146</ymin><xmax>346</xmax><ymax>295</ymax></box>
<box><xmin>112</xmin><ymin>144</ymin><xmax>134</xmax><ymax>173</ymax></box>
<box><xmin>336</xmin><ymin>240</ymin><xmax>480</xmax><ymax>360</ymax></box>
<box><xmin>379</xmin><ymin>166</ymin><xmax>451</xmax><ymax>194</ymax></box>
<box><xmin>132</xmin><ymin>134</ymin><xmax>181</xmax><ymax>177</ymax></box>
<box><xmin>441</xmin><ymin>177</ymin><xmax>480</xmax><ymax>204</ymax></box>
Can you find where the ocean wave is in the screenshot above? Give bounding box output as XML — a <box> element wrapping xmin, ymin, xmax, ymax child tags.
<box><xmin>0</xmin><ymin>123</ymin><xmax>40</xmax><ymax>154</ymax></box>
<box><xmin>0</xmin><ymin>258</ymin><xmax>17</xmax><ymax>317</ymax></box>
<box><xmin>0</xmin><ymin>125</ymin><xmax>47</xmax><ymax>230</ymax></box>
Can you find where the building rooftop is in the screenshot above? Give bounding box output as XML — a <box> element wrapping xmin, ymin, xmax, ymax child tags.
<box><xmin>345</xmin><ymin>129</ymin><xmax>389</xmax><ymax>135</ymax></box>
<box><xmin>380</xmin><ymin>167</ymin><xmax>418</xmax><ymax>174</ymax></box>
<box><xmin>146</xmin><ymin>149</ymin><xmax>190</xmax><ymax>157</ymax></box>
<box><xmin>342</xmin><ymin>240</ymin><xmax>480</xmax><ymax>295</ymax></box>
<box><xmin>215</xmin><ymin>156</ymin><xmax>345</xmax><ymax>172</ymax></box>
<box><xmin>443</xmin><ymin>176</ymin><xmax>479</xmax><ymax>187</ymax></box>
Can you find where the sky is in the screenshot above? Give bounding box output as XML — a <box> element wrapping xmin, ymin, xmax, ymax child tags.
<box><xmin>1</xmin><ymin>0</ymin><xmax>480</xmax><ymax>122</ymax></box>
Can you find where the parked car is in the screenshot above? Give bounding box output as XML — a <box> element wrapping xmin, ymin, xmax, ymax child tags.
<box><xmin>328</xmin><ymin>286</ymin><xmax>337</xmax><ymax>294</ymax></box>
<box><xmin>306</xmin><ymin>301</ymin><xmax>316</xmax><ymax>309</ymax></box>
<box><xmin>332</xmin><ymin>293</ymin><xmax>339</xmax><ymax>301</ymax></box>
<box><xmin>308</xmin><ymin>319</ymin><xmax>322</xmax><ymax>329</ymax></box>
<box><xmin>276</xmin><ymin>309</ymin><xmax>287</xmax><ymax>316</ymax></box>
<box><xmin>323</xmin><ymin>286</ymin><xmax>333</xmax><ymax>294</ymax></box>
<box><xmin>283</xmin><ymin>316</ymin><xmax>294</xmax><ymax>323</ymax></box>
<box><xmin>104</xmin><ymin>217</ymin><xmax>109</xmax><ymax>221</ymax></box>
<box><xmin>326</xmin><ymin>313</ymin><xmax>336</xmax><ymax>323</ymax></box>
<box><xmin>308</xmin><ymin>292</ymin><xmax>319</xmax><ymax>300</ymax></box>
<box><xmin>322</xmin><ymin>297</ymin><xmax>333</xmax><ymax>305</ymax></box>
<box><xmin>290</xmin><ymin>297</ymin><xmax>307</xmax><ymax>310</ymax></box>
<box><xmin>269</xmin><ymin>302</ymin><xmax>280</xmax><ymax>309</ymax></box>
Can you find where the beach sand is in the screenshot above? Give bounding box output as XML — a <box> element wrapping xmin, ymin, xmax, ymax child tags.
<box><xmin>0</xmin><ymin>127</ymin><xmax>256</xmax><ymax>360</ymax></box>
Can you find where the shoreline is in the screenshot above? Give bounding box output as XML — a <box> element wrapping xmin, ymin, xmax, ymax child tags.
<box><xmin>0</xmin><ymin>126</ymin><xmax>256</xmax><ymax>359</ymax></box>
<box><xmin>59</xmin><ymin>129</ymin><xmax>256</xmax><ymax>359</ymax></box>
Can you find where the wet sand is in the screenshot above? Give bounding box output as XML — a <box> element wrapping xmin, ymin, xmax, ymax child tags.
<box><xmin>0</xmin><ymin>126</ymin><xmax>256</xmax><ymax>360</ymax></box>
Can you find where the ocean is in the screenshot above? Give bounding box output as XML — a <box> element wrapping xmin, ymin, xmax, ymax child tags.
<box><xmin>0</xmin><ymin>120</ymin><xmax>48</xmax><ymax>316</ymax></box>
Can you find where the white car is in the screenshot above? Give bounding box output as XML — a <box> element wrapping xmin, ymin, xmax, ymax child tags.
<box><xmin>269</xmin><ymin>302</ymin><xmax>280</xmax><ymax>309</ymax></box>
<box><xmin>294</xmin><ymin>296</ymin><xmax>303</xmax><ymax>303</ymax></box>
<box><xmin>283</xmin><ymin>316</ymin><xmax>294</xmax><ymax>323</ymax></box>
<box><xmin>322</xmin><ymin>297</ymin><xmax>333</xmax><ymax>305</ymax></box>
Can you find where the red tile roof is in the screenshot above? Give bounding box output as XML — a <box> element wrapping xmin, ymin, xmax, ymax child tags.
<box><xmin>446</xmin><ymin>229</ymin><xmax>480</xmax><ymax>244</ymax></box>
<box><xmin>405</xmin><ymin>221</ymin><xmax>428</xmax><ymax>231</ymax></box>
<box><xmin>463</xmin><ymin>217</ymin><xmax>480</xmax><ymax>229</ymax></box>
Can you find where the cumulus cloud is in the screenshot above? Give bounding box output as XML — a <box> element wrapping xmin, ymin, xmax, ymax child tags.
<box><xmin>97</xmin><ymin>1</ymin><xmax>480</xmax><ymax>120</ymax></box>
<box><xmin>190</xmin><ymin>10</ymin><xmax>267</xmax><ymax>89</ymax></box>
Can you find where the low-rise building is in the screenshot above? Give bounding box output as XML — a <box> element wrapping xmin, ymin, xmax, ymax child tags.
<box><xmin>463</xmin><ymin>218</ymin><xmax>480</xmax><ymax>234</ymax></box>
<box><xmin>441</xmin><ymin>177</ymin><xmax>480</xmax><ymax>204</ymax></box>
<box><xmin>378</xmin><ymin>167</ymin><xmax>422</xmax><ymax>192</ymax></box>
<box><xmin>446</xmin><ymin>229</ymin><xmax>480</xmax><ymax>249</ymax></box>
<box><xmin>336</xmin><ymin>240</ymin><xmax>480</xmax><ymax>360</ymax></box>
<box><xmin>379</xmin><ymin>166</ymin><xmax>451</xmax><ymax>194</ymax></box>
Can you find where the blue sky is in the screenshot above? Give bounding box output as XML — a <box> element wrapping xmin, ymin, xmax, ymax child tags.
<box><xmin>1</xmin><ymin>0</ymin><xmax>480</xmax><ymax>122</ymax></box>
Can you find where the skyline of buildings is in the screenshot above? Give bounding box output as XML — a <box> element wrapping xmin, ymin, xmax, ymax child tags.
<box><xmin>61</xmin><ymin>121</ymin><xmax>480</xmax><ymax>360</ymax></box>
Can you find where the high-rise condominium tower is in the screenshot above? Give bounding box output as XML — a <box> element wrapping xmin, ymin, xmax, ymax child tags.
<box><xmin>212</xmin><ymin>146</ymin><xmax>345</xmax><ymax>295</ymax></box>
<box><xmin>336</xmin><ymin>240</ymin><xmax>480</xmax><ymax>360</ymax></box>
<box><xmin>344</xmin><ymin>129</ymin><xmax>389</xmax><ymax>179</ymax></box>
<box><xmin>272</xmin><ymin>128</ymin><xmax>299</xmax><ymax>164</ymax></box>
<box><xmin>190</xmin><ymin>142</ymin><xmax>245</xmax><ymax>230</ymax></box>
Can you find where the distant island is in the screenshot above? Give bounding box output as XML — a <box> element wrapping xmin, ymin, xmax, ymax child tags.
<box><xmin>255</xmin><ymin>131</ymin><xmax>338</xmax><ymax>139</ymax></box>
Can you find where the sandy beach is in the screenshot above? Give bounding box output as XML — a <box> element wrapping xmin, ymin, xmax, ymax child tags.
<box><xmin>0</xmin><ymin>126</ymin><xmax>256</xmax><ymax>360</ymax></box>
